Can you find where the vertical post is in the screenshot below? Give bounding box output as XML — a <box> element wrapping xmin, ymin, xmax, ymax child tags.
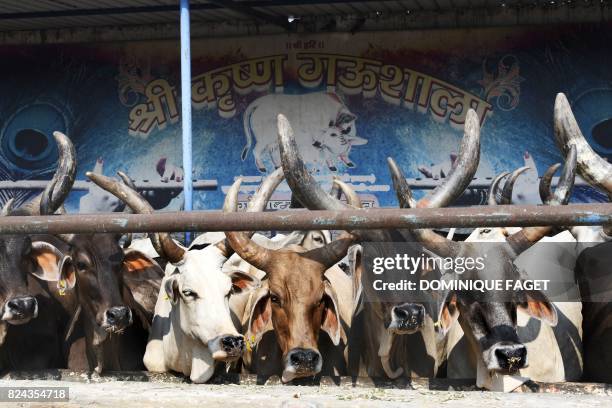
<box><xmin>180</xmin><ymin>0</ymin><xmax>193</xmax><ymax>244</ymax></box>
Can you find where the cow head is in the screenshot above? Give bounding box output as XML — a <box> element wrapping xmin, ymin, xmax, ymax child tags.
<box><xmin>313</xmin><ymin>109</ymin><xmax>366</xmax><ymax>155</ymax></box>
<box><xmin>0</xmin><ymin>131</ymin><xmax>76</xmax><ymax>343</ymax></box>
<box><xmin>162</xmin><ymin>246</ymin><xmax>259</xmax><ymax>361</ymax></box>
<box><xmin>224</xmin><ymin>177</ymin><xmax>353</xmax><ymax>382</ymax></box>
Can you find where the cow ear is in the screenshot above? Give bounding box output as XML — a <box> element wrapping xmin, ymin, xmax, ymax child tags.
<box><xmin>335</xmin><ymin>110</ymin><xmax>356</xmax><ymax>126</ymax></box>
<box><xmin>248</xmin><ymin>290</ymin><xmax>272</xmax><ymax>343</ymax></box>
<box><xmin>228</xmin><ymin>271</ymin><xmax>260</xmax><ymax>294</ymax></box>
<box><xmin>29</xmin><ymin>241</ymin><xmax>77</xmax><ymax>292</ymax></box>
<box><xmin>436</xmin><ymin>292</ymin><xmax>459</xmax><ymax>335</ymax></box>
<box><xmin>321</xmin><ymin>281</ymin><xmax>342</xmax><ymax>346</ymax></box>
<box><xmin>164</xmin><ymin>275</ymin><xmax>180</xmax><ymax>305</ymax></box>
<box><xmin>123</xmin><ymin>249</ymin><xmax>159</xmax><ymax>275</ymax></box>
<box><xmin>518</xmin><ymin>290</ymin><xmax>557</xmax><ymax>326</ymax></box>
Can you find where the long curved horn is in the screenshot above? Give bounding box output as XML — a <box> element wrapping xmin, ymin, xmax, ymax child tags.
<box><xmin>305</xmin><ymin>233</ymin><xmax>356</xmax><ymax>270</ymax></box>
<box><xmin>278</xmin><ymin>114</ymin><xmax>349</xmax><ymax>212</ymax></box>
<box><xmin>117</xmin><ymin>171</ymin><xmax>137</xmax><ymax>248</ymax></box>
<box><xmin>23</xmin><ymin>131</ymin><xmax>76</xmax><ymax>216</ymax></box>
<box><xmin>333</xmin><ymin>179</ymin><xmax>362</xmax><ymax>208</ymax></box>
<box><xmin>1</xmin><ymin>198</ymin><xmax>15</xmax><ymax>216</ymax></box>
<box><xmin>499</xmin><ymin>166</ymin><xmax>529</xmax><ymax>205</ymax></box>
<box><xmin>87</xmin><ymin>172</ymin><xmax>186</xmax><ymax>264</ymax></box>
<box><xmin>214</xmin><ymin>169</ymin><xmax>285</xmax><ymax>257</ymax></box>
<box><xmin>539</xmin><ymin>163</ymin><xmax>561</xmax><ymax>204</ymax></box>
<box><xmin>554</xmin><ymin>93</ymin><xmax>612</xmax><ymax>194</ymax></box>
<box><xmin>329</xmin><ymin>177</ymin><xmax>342</xmax><ymax>199</ymax></box>
<box><xmin>247</xmin><ymin>167</ymin><xmax>284</xmax><ymax>212</ymax></box>
<box><xmin>506</xmin><ymin>145</ymin><xmax>576</xmax><ymax>255</ymax></box>
<box><xmin>387</xmin><ymin>157</ymin><xmax>416</xmax><ymax>208</ymax></box>
<box><xmin>487</xmin><ymin>172</ymin><xmax>509</xmax><ymax>206</ymax></box>
<box><xmin>223</xmin><ymin>178</ymin><xmax>274</xmax><ymax>271</ymax></box>
<box><xmin>416</xmin><ymin>109</ymin><xmax>480</xmax><ymax>208</ymax></box>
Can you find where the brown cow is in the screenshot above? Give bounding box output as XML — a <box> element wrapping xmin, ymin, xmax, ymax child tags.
<box><xmin>224</xmin><ymin>176</ymin><xmax>355</xmax><ymax>382</ymax></box>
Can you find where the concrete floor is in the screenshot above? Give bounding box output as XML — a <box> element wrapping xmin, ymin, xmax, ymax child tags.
<box><xmin>0</xmin><ymin>378</ymin><xmax>611</xmax><ymax>407</ymax></box>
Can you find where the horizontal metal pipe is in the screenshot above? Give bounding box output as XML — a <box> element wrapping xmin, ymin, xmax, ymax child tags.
<box><xmin>0</xmin><ymin>204</ymin><xmax>610</xmax><ymax>235</ymax></box>
<box><xmin>0</xmin><ymin>176</ymin><xmax>592</xmax><ymax>192</ymax></box>
<box><xmin>0</xmin><ymin>180</ymin><xmax>217</xmax><ymax>191</ymax></box>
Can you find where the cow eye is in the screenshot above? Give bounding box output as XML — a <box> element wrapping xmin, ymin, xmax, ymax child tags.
<box><xmin>313</xmin><ymin>236</ymin><xmax>323</xmax><ymax>243</ymax></box>
<box><xmin>330</xmin><ymin>133</ymin><xmax>338</xmax><ymax>137</ymax></box>
<box><xmin>482</xmin><ymin>228</ymin><xmax>491</xmax><ymax>234</ymax></box>
<box><xmin>76</xmin><ymin>261</ymin><xmax>88</xmax><ymax>271</ymax></box>
<box><xmin>182</xmin><ymin>289</ymin><xmax>198</xmax><ymax>299</ymax></box>
<box><xmin>270</xmin><ymin>294</ymin><xmax>281</xmax><ymax>305</ymax></box>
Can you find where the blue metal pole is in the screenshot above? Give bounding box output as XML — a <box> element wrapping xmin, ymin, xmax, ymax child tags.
<box><xmin>180</xmin><ymin>0</ymin><xmax>193</xmax><ymax>244</ymax></box>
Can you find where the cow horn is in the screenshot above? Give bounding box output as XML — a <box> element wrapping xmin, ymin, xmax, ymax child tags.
<box><xmin>554</xmin><ymin>93</ymin><xmax>612</xmax><ymax>194</ymax></box>
<box><xmin>117</xmin><ymin>171</ymin><xmax>137</xmax><ymax>249</ymax></box>
<box><xmin>306</xmin><ymin>233</ymin><xmax>356</xmax><ymax>270</ymax></box>
<box><xmin>387</xmin><ymin>157</ymin><xmax>461</xmax><ymax>257</ymax></box>
<box><xmin>387</xmin><ymin>110</ymin><xmax>480</xmax><ymax>258</ymax></box>
<box><xmin>539</xmin><ymin>163</ymin><xmax>561</xmax><ymax>204</ymax></box>
<box><xmin>487</xmin><ymin>172</ymin><xmax>509</xmax><ymax>206</ymax></box>
<box><xmin>86</xmin><ymin>172</ymin><xmax>186</xmax><ymax>264</ymax></box>
<box><xmin>223</xmin><ymin>178</ymin><xmax>274</xmax><ymax>271</ymax></box>
<box><xmin>499</xmin><ymin>166</ymin><xmax>529</xmax><ymax>205</ymax></box>
<box><xmin>387</xmin><ymin>157</ymin><xmax>416</xmax><ymax>208</ymax></box>
<box><xmin>278</xmin><ymin>114</ymin><xmax>348</xmax><ymax>211</ymax></box>
<box><xmin>329</xmin><ymin>177</ymin><xmax>342</xmax><ymax>199</ymax></box>
<box><xmin>22</xmin><ymin>131</ymin><xmax>76</xmax><ymax>216</ymax></box>
<box><xmin>333</xmin><ymin>178</ymin><xmax>362</xmax><ymax>208</ymax></box>
<box><xmin>215</xmin><ymin>168</ymin><xmax>284</xmax><ymax>257</ymax></box>
<box><xmin>417</xmin><ymin>109</ymin><xmax>480</xmax><ymax>208</ymax></box>
<box><xmin>1</xmin><ymin>198</ymin><xmax>15</xmax><ymax>216</ymax></box>
<box><xmin>506</xmin><ymin>145</ymin><xmax>576</xmax><ymax>255</ymax></box>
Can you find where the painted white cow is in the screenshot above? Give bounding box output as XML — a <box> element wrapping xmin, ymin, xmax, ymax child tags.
<box><xmin>241</xmin><ymin>92</ymin><xmax>367</xmax><ymax>172</ymax></box>
<box><xmin>79</xmin><ymin>159</ymin><xmax>124</xmax><ymax>213</ymax></box>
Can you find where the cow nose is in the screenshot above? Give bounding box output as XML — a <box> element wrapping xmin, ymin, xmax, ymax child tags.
<box><xmin>105</xmin><ymin>306</ymin><xmax>131</xmax><ymax>328</ymax></box>
<box><xmin>221</xmin><ymin>335</ymin><xmax>245</xmax><ymax>354</ymax></box>
<box><xmin>288</xmin><ymin>348</ymin><xmax>320</xmax><ymax>370</ymax></box>
<box><xmin>5</xmin><ymin>296</ymin><xmax>38</xmax><ymax>321</ymax></box>
<box><xmin>494</xmin><ymin>343</ymin><xmax>527</xmax><ymax>372</ymax></box>
<box><xmin>392</xmin><ymin>303</ymin><xmax>425</xmax><ymax>329</ymax></box>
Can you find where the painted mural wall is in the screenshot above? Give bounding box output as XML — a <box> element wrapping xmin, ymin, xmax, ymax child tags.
<box><xmin>0</xmin><ymin>23</ymin><xmax>610</xmax><ymax>213</ymax></box>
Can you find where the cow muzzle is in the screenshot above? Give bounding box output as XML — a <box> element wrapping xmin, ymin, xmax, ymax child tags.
<box><xmin>102</xmin><ymin>306</ymin><xmax>132</xmax><ymax>333</ymax></box>
<box><xmin>2</xmin><ymin>296</ymin><xmax>38</xmax><ymax>324</ymax></box>
<box><xmin>488</xmin><ymin>342</ymin><xmax>528</xmax><ymax>373</ymax></box>
<box><xmin>208</xmin><ymin>334</ymin><xmax>245</xmax><ymax>361</ymax></box>
<box><xmin>282</xmin><ymin>348</ymin><xmax>322</xmax><ymax>383</ymax></box>
<box><xmin>389</xmin><ymin>303</ymin><xmax>425</xmax><ymax>334</ymax></box>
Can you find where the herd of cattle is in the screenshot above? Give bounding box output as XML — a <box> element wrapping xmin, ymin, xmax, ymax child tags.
<box><xmin>0</xmin><ymin>92</ymin><xmax>611</xmax><ymax>392</ymax></box>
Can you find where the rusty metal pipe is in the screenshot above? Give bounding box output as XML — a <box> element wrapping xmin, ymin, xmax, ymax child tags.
<box><xmin>0</xmin><ymin>204</ymin><xmax>610</xmax><ymax>235</ymax></box>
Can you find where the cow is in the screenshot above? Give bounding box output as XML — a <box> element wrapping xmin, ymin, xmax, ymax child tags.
<box><xmin>390</xmin><ymin>134</ymin><xmax>582</xmax><ymax>391</ymax></box>
<box><xmin>276</xmin><ymin>110</ymin><xmax>482</xmax><ymax>379</ymax></box>
<box><xmin>437</xmin><ymin>165</ymin><xmax>583</xmax><ymax>391</ymax></box>
<box><xmin>0</xmin><ymin>131</ymin><xmax>79</xmax><ymax>370</ymax></box>
<box><xmin>553</xmin><ymin>92</ymin><xmax>612</xmax><ymax>383</ymax></box>
<box><xmin>88</xmin><ymin>171</ymin><xmax>283</xmax><ymax>383</ymax></box>
<box><xmin>22</xmin><ymin>146</ymin><xmax>164</xmax><ymax>374</ymax></box>
<box><xmin>223</xmin><ymin>174</ymin><xmax>357</xmax><ymax>382</ymax></box>
<box><xmin>241</xmin><ymin>92</ymin><xmax>367</xmax><ymax>173</ymax></box>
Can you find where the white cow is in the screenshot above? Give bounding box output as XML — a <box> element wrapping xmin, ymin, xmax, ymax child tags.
<box><xmin>241</xmin><ymin>92</ymin><xmax>367</xmax><ymax>172</ymax></box>
<box><xmin>143</xmin><ymin>242</ymin><xmax>260</xmax><ymax>383</ymax></box>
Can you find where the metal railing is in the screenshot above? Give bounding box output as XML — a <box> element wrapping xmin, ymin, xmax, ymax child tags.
<box><xmin>0</xmin><ymin>203</ymin><xmax>610</xmax><ymax>235</ymax></box>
